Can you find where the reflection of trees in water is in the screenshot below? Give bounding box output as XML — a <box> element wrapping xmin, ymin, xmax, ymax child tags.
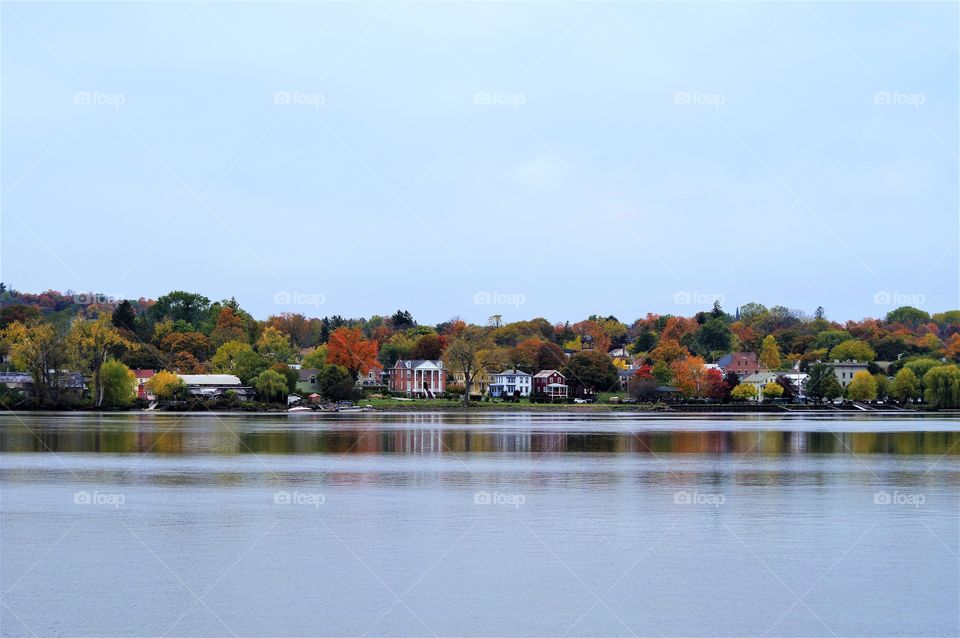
<box><xmin>2</xmin><ymin>418</ymin><xmax>960</xmax><ymax>458</ymax></box>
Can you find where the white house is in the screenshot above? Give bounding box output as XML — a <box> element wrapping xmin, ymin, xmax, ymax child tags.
<box><xmin>489</xmin><ymin>369</ymin><xmax>532</xmax><ymax>397</ymax></box>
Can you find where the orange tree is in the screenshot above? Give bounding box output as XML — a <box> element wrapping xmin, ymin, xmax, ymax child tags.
<box><xmin>328</xmin><ymin>327</ymin><xmax>381</xmax><ymax>378</ymax></box>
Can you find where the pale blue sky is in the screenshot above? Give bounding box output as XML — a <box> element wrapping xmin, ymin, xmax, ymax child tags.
<box><xmin>2</xmin><ymin>1</ymin><xmax>957</xmax><ymax>324</ymax></box>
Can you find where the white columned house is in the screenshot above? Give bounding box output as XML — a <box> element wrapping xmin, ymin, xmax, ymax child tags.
<box><xmin>390</xmin><ymin>360</ymin><xmax>446</xmax><ymax>397</ymax></box>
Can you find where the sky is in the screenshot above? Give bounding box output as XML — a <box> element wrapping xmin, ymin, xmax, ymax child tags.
<box><xmin>2</xmin><ymin>1</ymin><xmax>958</xmax><ymax>325</ymax></box>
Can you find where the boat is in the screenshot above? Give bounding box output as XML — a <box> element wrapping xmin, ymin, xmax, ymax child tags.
<box><xmin>287</xmin><ymin>406</ymin><xmax>313</xmax><ymax>413</ymax></box>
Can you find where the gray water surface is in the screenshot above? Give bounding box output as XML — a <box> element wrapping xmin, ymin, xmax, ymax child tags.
<box><xmin>1</xmin><ymin>413</ymin><xmax>958</xmax><ymax>637</ymax></box>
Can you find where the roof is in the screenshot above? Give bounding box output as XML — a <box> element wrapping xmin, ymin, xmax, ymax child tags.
<box><xmin>534</xmin><ymin>370</ymin><xmax>563</xmax><ymax>378</ymax></box>
<box><xmin>0</xmin><ymin>372</ymin><xmax>32</xmax><ymax>384</ymax></box>
<box><xmin>133</xmin><ymin>369</ymin><xmax>155</xmax><ymax>379</ymax></box>
<box><xmin>178</xmin><ymin>374</ymin><xmax>242</xmax><ymax>386</ymax></box>
<box><xmin>394</xmin><ymin>359</ymin><xmax>443</xmax><ymax>369</ymax></box>
<box><xmin>496</xmin><ymin>369</ymin><xmax>531</xmax><ymax>377</ymax></box>
<box><xmin>298</xmin><ymin>368</ymin><xmax>319</xmax><ymax>381</ymax></box>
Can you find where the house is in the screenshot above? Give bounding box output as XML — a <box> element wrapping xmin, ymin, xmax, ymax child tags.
<box><xmin>742</xmin><ymin>371</ymin><xmax>809</xmax><ymax>398</ymax></box>
<box><xmin>132</xmin><ymin>369</ymin><xmax>155</xmax><ymax>400</ymax></box>
<box><xmin>296</xmin><ymin>368</ymin><xmax>320</xmax><ymax>394</ymax></box>
<box><xmin>357</xmin><ymin>366</ymin><xmax>384</xmax><ymax>388</ymax></box>
<box><xmin>828</xmin><ymin>360</ymin><xmax>870</xmax><ymax>388</ymax></box>
<box><xmin>178</xmin><ymin>374</ymin><xmax>255</xmax><ymax>401</ymax></box>
<box><xmin>0</xmin><ymin>372</ymin><xmax>33</xmax><ymax>391</ymax></box>
<box><xmin>533</xmin><ymin>370</ymin><xmax>568</xmax><ymax>398</ymax></box>
<box><xmin>717</xmin><ymin>352</ymin><xmax>760</xmax><ymax>377</ymax></box>
<box><xmin>450</xmin><ymin>370</ymin><xmax>490</xmax><ymax>396</ymax></box>
<box><xmin>389</xmin><ymin>360</ymin><xmax>445</xmax><ymax>397</ymax></box>
<box><xmin>489</xmin><ymin>369</ymin><xmax>532</xmax><ymax>397</ymax></box>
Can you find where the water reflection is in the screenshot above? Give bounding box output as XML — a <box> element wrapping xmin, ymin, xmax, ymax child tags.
<box><xmin>1</xmin><ymin>414</ymin><xmax>957</xmax><ymax>456</ymax></box>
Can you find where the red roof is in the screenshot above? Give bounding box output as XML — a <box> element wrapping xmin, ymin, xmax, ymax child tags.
<box><xmin>133</xmin><ymin>369</ymin><xmax>156</xmax><ymax>379</ymax></box>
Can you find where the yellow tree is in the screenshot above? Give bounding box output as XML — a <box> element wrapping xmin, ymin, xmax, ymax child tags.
<box><xmin>1</xmin><ymin>321</ymin><xmax>67</xmax><ymax>406</ymax></box>
<box><xmin>146</xmin><ymin>370</ymin><xmax>185</xmax><ymax>400</ymax></box>
<box><xmin>255</xmin><ymin>326</ymin><xmax>294</xmax><ymax>364</ymax></box>
<box><xmin>847</xmin><ymin>370</ymin><xmax>878</xmax><ymax>401</ymax></box>
<box><xmin>67</xmin><ymin>316</ymin><xmax>128</xmax><ymax>407</ymax></box>
<box><xmin>759</xmin><ymin>335</ymin><xmax>781</xmax><ymax>370</ymax></box>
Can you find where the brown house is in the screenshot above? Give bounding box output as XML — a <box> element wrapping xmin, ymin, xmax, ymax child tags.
<box><xmin>717</xmin><ymin>352</ymin><xmax>760</xmax><ymax>377</ymax></box>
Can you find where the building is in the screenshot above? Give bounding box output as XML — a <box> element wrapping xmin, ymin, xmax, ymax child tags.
<box><xmin>132</xmin><ymin>369</ymin><xmax>155</xmax><ymax>400</ymax></box>
<box><xmin>178</xmin><ymin>374</ymin><xmax>255</xmax><ymax>401</ymax></box>
<box><xmin>717</xmin><ymin>352</ymin><xmax>760</xmax><ymax>377</ymax></box>
<box><xmin>741</xmin><ymin>371</ymin><xmax>809</xmax><ymax>398</ymax></box>
<box><xmin>829</xmin><ymin>360</ymin><xmax>870</xmax><ymax>388</ymax></box>
<box><xmin>533</xmin><ymin>370</ymin><xmax>568</xmax><ymax>398</ymax></box>
<box><xmin>296</xmin><ymin>368</ymin><xmax>320</xmax><ymax>395</ymax></box>
<box><xmin>489</xmin><ymin>369</ymin><xmax>532</xmax><ymax>397</ymax></box>
<box><xmin>450</xmin><ymin>370</ymin><xmax>490</xmax><ymax>397</ymax></box>
<box><xmin>357</xmin><ymin>366</ymin><xmax>383</xmax><ymax>388</ymax></box>
<box><xmin>0</xmin><ymin>372</ymin><xmax>33</xmax><ymax>391</ymax></box>
<box><xmin>389</xmin><ymin>360</ymin><xmax>445</xmax><ymax>397</ymax></box>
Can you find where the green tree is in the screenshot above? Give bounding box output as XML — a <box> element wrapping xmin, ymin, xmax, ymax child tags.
<box><xmin>696</xmin><ymin>318</ymin><xmax>732</xmax><ymax>354</ymax></box>
<box><xmin>813</xmin><ymin>330</ymin><xmax>852</xmax><ymax>351</ymax></box>
<box><xmin>318</xmin><ymin>364</ymin><xmax>356</xmax><ymax>401</ymax></box>
<box><xmin>301</xmin><ymin>345</ymin><xmax>328</xmax><ymax>369</ymax></box>
<box><xmin>255</xmin><ymin>326</ymin><xmax>294</xmax><ymax>364</ymax></box>
<box><xmin>562</xmin><ymin>350</ymin><xmax>619</xmax><ymax>393</ymax></box>
<box><xmin>886</xmin><ymin>306</ymin><xmax>931</xmax><ymax>327</ymax></box>
<box><xmin>846</xmin><ymin>370</ymin><xmax>878</xmax><ymax>401</ymax></box>
<box><xmin>923</xmin><ymin>365</ymin><xmax>960</xmax><ymax>409</ymax></box>
<box><xmin>759</xmin><ymin>335</ymin><xmax>782</xmax><ymax>370</ymax></box>
<box><xmin>443</xmin><ymin>326</ymin><xmax>499</xmax><ymax>407</ymax></box>
<box><xmin>111</xmin><ymin>300</ymin><xmax>137</xmax><ymax>332</ymax></box>
<box><xmin>828</xmin><ymin>340</ymin><xmax>875</xmax><ymax>362</ymax></box>
<box><xmin>210</xmin><ymin>341</ymin><xmax>266</xmax><ymax>384</ymax></box>
<box><xmin>651</xmin><ymin>361</ymin><xmax>672</xmax><ymax>385</ymax></box>
<box><xmin>806</xmin><ymin>363</ymin><xmax>841</xmax><ymax>402</ymax></box>
<box><xmin>254</xmin><ymin>369</ymin><xmax>288</xmax><ymax>403</ymax></box>
<box><xmin>100</xmin><ymin>359</ymin><xmax>136</xmax><ymax>407</ymax></box>
<box><xmin>270</xmin><ymin>363</ymin><xmax>298</xmax><ymax>394</ymax></box>
<box><xmin>149</xmin><ymin>291</ymin><xmax>211</xmax><ymax>326</ymax></box>
<box><xmin>892</xmin><ymin>368</ymin><xmax>920</xmax><ymax>403</ymax></box>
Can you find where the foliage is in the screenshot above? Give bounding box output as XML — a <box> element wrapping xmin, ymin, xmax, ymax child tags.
<box><xmin>923</xmin><ymin>365</ymin><xmax>960</xmax><ymax>409</ymax></box>
<box><xmin>318</xmin><ymin>364</ymin><xmax>355</xmax><ymax>401</ymax></box>
<box><xmin>210</xmin><ymin>341</ymin><xmax>265</xmax><ymax>384</ymax></box>
<box><xmin>210</xmin><ymin>307</ymin><xmax>247</xmax><ymax>346</ymax></box>
<box><xmin>255</xmin><ymin>326</ymin><xmax>295</xmax><ymax>364</ymax></box>
<box><xmin>828</xmin><ymin>339</ymin><xmax>875</xmax><ymax>362</ymax></box>
<box><xmin>146</xmin><ymin>371</ymin><xmax>185</xmax><ymax>400</ymax></box>
<box><xmin>806</xmin><ymin>363</ymin><xmax>841</xmax><ymax>402</ymax></box>
<box><xmin>301</xmin><ymin>345</ymin><xmax>328</xmax><ymax>369</ymax></box>
<box><xmin>411</xmin><ymin>333</ymin><xmax>443</xmax><ymax>360</ymax></box>
<box><xmin>563</xmin><ymin>350</ymin><xmax>618</xmax><ymax>393</ymax></box>
<box><xmin>730</xmin><ymin>383</ymin><xmax>756</xmax><ymax>401</ymax></box>
<box><xmin>327</xmin><ymin>327</ymin><xmax>381</xmax><ymax>378</ymax></box>
<box><xmin>100</xmin><ymin>359</ymin><xmax>136</xmax><ymax>407</ymax></box>
<box><xmin>759</xmin><ymin>335</ymin><xmax>781</xmax><ymax>370</ymax></box>
<box><xmin>254</xmin><ymin>369</ymin><xmax>288</xmax><ymax>403</ymax></box>
<box><xmin>762</xmin><ymin>382</ymin><xmax>784</xmax><ymax>399</ymax></box>
<box><xmin>892</xmin><ymin>368</ymin><xmax>920</xmax><ymax>402</ymax></box>
<box><xmin>67</xmin><ymin>316</ymin><xmax>128</xmax><ymax>407</ymax></box>
<box><xmin>846</xmin><ymin>371</ymin><xmax>878</xmax><ymax>401</ymax></box>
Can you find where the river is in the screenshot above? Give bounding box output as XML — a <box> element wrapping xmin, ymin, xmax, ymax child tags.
<box><xmin>1</xmin><ymin>412</ymin><xmax>957</xmax><ymax>637</ymax></box>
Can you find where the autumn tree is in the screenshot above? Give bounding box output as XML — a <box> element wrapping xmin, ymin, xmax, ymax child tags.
<box><xmin>1</xmin><ymin>321</ymin><xmax>68</xmax><ymax>406</ymax></box>
<box><xmin>327</xmin><ymin>327</ymin><xmax>381</xmax><ymax>379</ymax></box>
<box><xmin>160</xmin><ymin>331</ymin><xmax>212</xmax><ymax>361</ymax></box>
<box><xmin>256</xmin><ymin>326</ymin><xmax>295</xmax><ymax>364</ymax></box>
<box><xmin>210</xmin><ymin>307</ymin><xmax>247</xmax><ymax>346</ymax></box>
<box><xmin>411</xmin><ymin>333</ymin><xmax>443</xmax><ymax>360</ymax></box>
<box><xmin>443</xmin><ymin>326</ymin><xmax>500</xmax><ymax>407</ymax></box>
<box><xmin>731</xmin><ymin>383</ymin><xmax>756</xmax><ymax>401</ymax></box>
<box><xmin>763</xmin><ymin>382</ymin><xmax>784</xmax><ymax>399</ymax></box>
<box><xmin>146</xmin><ymin>371</ymin><xmax>185</xmax><ymax>401</ymax></box>
<box><xmin>759</xmin><ymin>335</ymin><xmax>781</xmax><ymax>370</ymax></box>
<box><xmin>67</xmin><ymin>316</ymin><xmax>129</xmax><ymax>407</ymax></box>
<box><xmin>670</xmin><ymin>356</ymin><xmax>708</xmax><ymax>398</ymax></box>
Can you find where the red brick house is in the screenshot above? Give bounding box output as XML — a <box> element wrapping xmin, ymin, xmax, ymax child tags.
<box><xmin>717</xmin><ymin>352</ymin><xmax>760</xmax><ymax>378</ymax></box>
<box><xmin>389</xmin><ymin>360</ymin><xmax>445</xmax><ymax>397</ymax></box>
<box><xmin>533</xmin><ymin>370</ymin><xmax>568</xmax><ymax>398</ymax></box>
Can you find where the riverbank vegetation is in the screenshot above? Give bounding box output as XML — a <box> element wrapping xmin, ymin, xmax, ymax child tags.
<box><xmin>1</xmin><ymin>285</ymin><xmax>959</xmax><ymax>411</ymax></box>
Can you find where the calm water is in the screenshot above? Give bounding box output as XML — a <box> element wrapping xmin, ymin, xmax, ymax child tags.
<box><xmin>1</xmin><ymin>412</ymin><xmax>958</xmax><ymax>637</ymax></box>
